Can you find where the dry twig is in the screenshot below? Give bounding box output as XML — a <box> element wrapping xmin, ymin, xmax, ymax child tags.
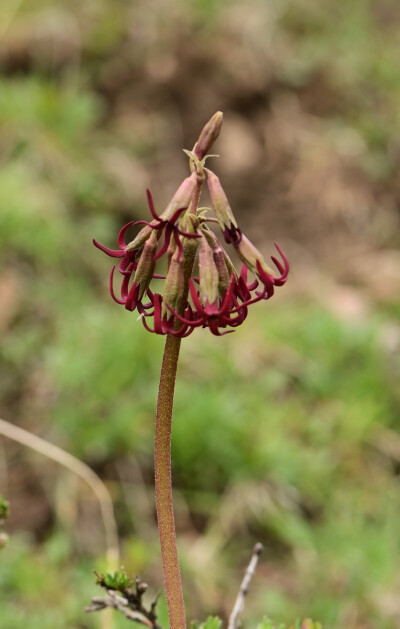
<box><xmin>86</xmin><ymin>591</ymin><xmax>154</xmax><ymax>625</ymax></box>
<box><xmin>0</xmin><ymin>417</ymin><xmax>119</xmax><ymax>570</ymax></box>
<box><xmin>228</xmin><ymin>543</ymin><xmax>263</xmax><ymax>629</ymax></box>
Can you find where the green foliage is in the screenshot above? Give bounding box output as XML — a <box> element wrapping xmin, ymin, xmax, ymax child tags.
<box><xmin>191</xmin><ymin>616</ymin><xmax>322</xmax><ymax>629</ymax></box>
<box><xmin>95</xmin><ymin>569</ymin><xmax>133</xmax><ymax>591</ymax></box>
<box><xmin>0</xmin><ymin>535</ymin><xmax>98</xmax><ymax>628</ymax></box>
<box><xmin>256</xmin><ymin>619</ymin><xmax>286</xmax><ymax>629</ymax></box>
<box><xmin>0</xmin><ymin>496</ymin><xmax>10</xmax><ymax>551</ymax></box>
<box><xmin>0</xmin><ymin>496</ymin><xmax>9</xmax><ymax>520</ymax></box>
<box><xmin>191</xmin><ymin>617</ymin><xmax>223</xmax><ymax>629</ymax></box>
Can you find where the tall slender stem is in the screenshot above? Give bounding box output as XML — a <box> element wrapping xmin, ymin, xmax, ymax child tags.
<box><xmin>154</xmin><ymin>118</ymin><xmax>215</xmax><ymax>628</ymax></box>
<box><xmin>155</xmin><ymin>333</ymin><xmax>185</xmax><ymax>629</ymax></box>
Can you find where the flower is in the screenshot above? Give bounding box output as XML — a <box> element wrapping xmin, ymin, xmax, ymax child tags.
<box><xmin>94</xmin><ymin>113</ymin><xmax>289</xmax><ymax>337</ymax></box>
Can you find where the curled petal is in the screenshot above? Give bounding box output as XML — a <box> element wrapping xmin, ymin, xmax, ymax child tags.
<box><xmin>154</xmin><ymin>224</ymin><xmax>173</xmax><ymax>261</ymax></box>
<box><xmin>146</xmin><ymin>189</ymin><xmax>162</xmax><ymax>222</ymax></box>
<box><xmin>152</xmin><ymin>294</ymin><xmax>164</xmax><ymax>335</ymax></box>
<box><xmin>109</xmin><ymin>267</ymin><xmax>126</xmax><ymax>305</ymax></box>
<box><xmin>207</xmin><ymin>319</ymin><xmax>235</xmax><ymax>336</ymax></box>
<box><xmin>164</xmin><ymin>299</ymin><xmax>204</xmax><ymax>328</ymax></box>
<box><xmin>93</xmin><ymin>239</ymin><xmax>125</xmax><ymax>258</ymax></box>
<box><xmin>117</xmin><ymin>221</ymin><xmax>136</xmax><ymax>248</ymax></box>
<box><xmin>125</xmin><ymin>282</ymin><xmax>140</xmax><ymax>311</ymax></box>
<box><xmin>271</xmin><ymin>242</ymin><xmax>289</xmax><ymax>285</ymax></box>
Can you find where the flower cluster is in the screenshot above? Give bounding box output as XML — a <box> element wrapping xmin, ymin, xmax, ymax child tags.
<box><xmin>94</xmin><ymin>114</ymin><xmax>288</xmax><ymax>337</ymax></box>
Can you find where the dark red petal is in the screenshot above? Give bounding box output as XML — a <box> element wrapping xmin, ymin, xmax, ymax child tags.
<box><xmin>175</xmin><ymin>228</ymin><xmax>202</xmax><ymax>239</ymax></box>
<box><xmin>271</xmin><ymin>242</ymin><xmax>289</xmax><ymax>285</ymax></box>
<box><xmin>189</xmin><ymin>279</ymin><xmax>205</xmax><ymax>316</ymax></box>
<box><xmin>168</xmin><ymin>206</ymin><xmax>189</xmax><ymax>225</ymax></box>
<box><xmin>208</xmin><ymin>319</ymin><xmax>234</xmax><ymax>336</ymax></box>
<box><xmin>153</xmin><ymin>294</ymin><xmax>164</xmax><ymax>335</ymax></box>
<box><xmin>217</xmin><ymin>274</ymin><xmax>237</xmax><ymax>316</ymax></box>
<box><xmin>109</xmin><ymin>267</ymin><xmax>126</xmax><ymax>305</ymax></box>
<box><xmin>93</xmin><ymin>239</ymin><xmax>125</xmax><ymax>258</ymax></box>
<box><xmin>154</xmin><ymin>225</ymin><xmax>172</xmax><ymax>261</ymax></box>
<box><xmin>120</xmin><ymin>272</ymin><xmax>132</xmax><ymax>300</ymax></box>
<box><xmin>164</xmin><ymin>301</ymin><xmax>203</xmax><ymax>327</ymax></box>
<box><xmin>125</xmin><ymin>282</ymin><xmax>140</xmax><ymax>311</ymax></box>
<box><xmin>146</xmin><ymin>190</ymin><xmax>162</xmax><ymax>222</ymax></box>
<box><xmin>173</xmin><ymin>228</ymin><xmax>184</xmax><ymax>262</ymax></box>
<box><xmin>117</xmin><ymin>221</ymin><xmax>136</xmax><ymax>248</ymax></box>
<box><xmin>141</xmin><ymin>317</ymin><xmax>156</xmax><ymax>334</ymax></box>
<box><xmin>163</xmin><ymin>318</ymin><xmax>190</xmax><ymax>337</ymax></box>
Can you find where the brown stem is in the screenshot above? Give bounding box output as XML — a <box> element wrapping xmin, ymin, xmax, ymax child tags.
<box><xmin>190</xmin><ymin>173</ymin><xmax>204</xmax><ymax>215</ymax></box>
<box><xmin>154</xmin><ymin>116</ymin><xmax>221</xmax><ymax>628</ymax></box>
<box><xmin>154</xmin><ymin>333</ymin><xmax>185</xmax><ymax>629</ymax></box>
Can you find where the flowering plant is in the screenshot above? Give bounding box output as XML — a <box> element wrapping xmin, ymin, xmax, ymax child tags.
<box><xmin>93</xmin><ymin>113</ymin><xmax>289</xmax><ymax>629</ymax></box>
<box><xmin>94</xmin><ymin>112</ymin><xmax>288</xmax><ymax>339</ymax></box>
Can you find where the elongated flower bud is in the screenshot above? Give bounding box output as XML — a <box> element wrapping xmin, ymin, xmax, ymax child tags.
<box><xmin>234</xmin><ymin>234</ymin><xmax>275</xmax><ymax>277</ymax></box>
<box><xmin>126</xmin><ymin>173</ymin><xmax>197</xmax><ymax>252</ymax></box>
<box><xmin>193</xmin><ymin>111</ymin><xmax>223</xmax><ymax>160</ymax></box>
<box><xmin>179</xmin><ymin>213</ymin><xmax>201</xmax><ymax>284</ymax></box>
<box><xmin>162</xmin><ymin>247</ymin><xmax>186</xmax><ymax>321</ymax></box>
<box><xmin>134</xmin><ymin>230</ymin><xmax>158</xmax><ymax>300</ymax></box>
<box><xmin>198</xmin><ymin>235</ymin><xmax>219</xmax><ymax>305</ymax></box>
<box><xmin>201</xmin><ymin>228</ymin><xmax>233</xmax><ymax>295</ymax></box>
<box><xmin>125</xmin><ymin>224</ymin><xmax>153</xmax><ymax>253</ymax></box>
<box><xmin>159</xmin><ymin>172</ymin><xmax>197</xmax><ymax>220</ymax></box>
<box><xmin>205</xmin><ymin>169</ymin><xmax>241</xmax><ymax>244</ymax></box>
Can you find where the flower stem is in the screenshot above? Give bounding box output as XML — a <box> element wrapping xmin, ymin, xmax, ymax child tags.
<box><xmin>155</xmin><ymin>333</ymin><xmax>186</xmax><ymax>629</ymax></box>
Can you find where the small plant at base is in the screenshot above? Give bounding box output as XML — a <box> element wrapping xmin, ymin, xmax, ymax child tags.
<box><xmin>96</xmin><ymin>569</ymin><xmax>134</xmax><ymax>592</ymax></box>
<box><xmin>0</xmin><ymin>496</ymin><xmax>10</xmax><ymax>551</ymax></box>
<box><xmin>256</xmin><ymin>619</ymin><xmax>322</xmax><ymax>629</ymax></box>
<box><xmin>92</xmin><ymin>113</ymin><xmax>290</xmax><ymax>629</ymax></box>
<box><xmin>87</xmin><ymin>570</ymin><xmax>162</xmax><ymax>628</ymax></box>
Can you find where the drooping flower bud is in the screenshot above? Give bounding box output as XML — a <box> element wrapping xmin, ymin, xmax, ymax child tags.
<box><xmin>125</xmin><ymin>173</ymin><xmax>197</xmax><ymax>252</ymax></box>
<box><xmin>205</xmin><ymin>169</ymin><xmax>241</xmax><ymax>244</ymax></box>
<box><xmin>162</xmin><ymin>247</ymin><xmax>186</xmax><ymax>321</ymax></box>
<box><xmin>198</xmin><ymin>235</ymin><xmax>219</xmax><ymax>306</ymax></box>
<box><xmin>179</xmin><ymin>213</ymin><xmax>201</xmax><ymax>282</ymax></box>
<box><xmin>133</xmin><ymin>230</ymin><xmax>158</xmax><ymax>300</ymax></box>
<box><xmin>234</xmin><ymin>234</ymin><xmax>275</xmax><ymax>278</ymax></box>
<box><xmin>159</xmin><ymin>172</ymin><xmax>197</xmax><ymax>221</ymax></box>
<box><xmin>124</xmin><ymin>230</ymin><xmax>158</xmax><ymax>310</ymax></box>
<box><xmin>193</xmin><ymin>112</ymin><xmax>223</xmax><ymax>161</ymax></box>
<box><xmin>201</xmin><ymin>228</ymin><xmax>233</xmax><ymax>296</ymax></box>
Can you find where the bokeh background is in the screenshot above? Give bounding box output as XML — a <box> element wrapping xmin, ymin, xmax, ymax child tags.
<box><xmin>1</xmin><ymin>0</ymin><xmax>400</xmax><ymax>627</ymax></box>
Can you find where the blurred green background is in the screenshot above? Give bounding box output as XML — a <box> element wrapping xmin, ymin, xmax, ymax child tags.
<box><xmin>1</xmin><ymin>0</ymin><xmax>400</xmax><ymax>627</ymax></box>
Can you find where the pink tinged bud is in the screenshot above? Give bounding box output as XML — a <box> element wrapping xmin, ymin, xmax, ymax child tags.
<box><xmin>201</xmin><ymin>228</ymin><xmax>233</xmax><ymax>295</ymax></box>
<box><xmin>205</xmin><ymin>169</ymin><xmax>241</xmax><ymax>243</ymax></box>
<box><xmin>125</xmin><ymin>230</ymin><xmax>158</xmax><ymax>310</ymax></box>
<box><xmin>162</xmin><ymin>247</ymin><xmax>186</xmax><ymax>320</ymax></box>
<box><xmin>198</xmin><ymin>236</ymin><xmax>219</xmax><ymax>306</ymax></box>
<box><xmin>181</xmin><ymin>230</ymin><xmax>201</xmax><ymax>285</ymax></box>
<box><xmin>125</xmin><ymin>224</ymin><xmax>153</xmax><ymax>252</ymax></box>
<box><xmin>234</xmin><ymin>234</ymin><xmax>275</xmax><ymax>277</ymax></box>
<box><xmin>214</xmin><ymin>246</ymin><xmax>231</xmax><ymax>295</ymax></box>
<box><xmin>193</xmin><ymin>111</ymin><xmax>223</xmax><ymax>160</ymax></box>
<box><xmin>159</xmin><ymin>172</ymin><xmax>197</xmax><ymax>221</ymax></box>
<box><xmin>125</xmin><ymin>174</ymin><xmax>197</xmax><ymax>253</ymax></box>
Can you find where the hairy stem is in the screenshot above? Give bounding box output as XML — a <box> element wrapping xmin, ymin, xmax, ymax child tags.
<box><xmin>155</xmin><ymin>333</ymin><xmax>185</xmax><ymax>629</ymax></box>
<box><xmin>190</xmin><ymin>172</ymin><xmax>204</xmax><ymax>215</ymax></box>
